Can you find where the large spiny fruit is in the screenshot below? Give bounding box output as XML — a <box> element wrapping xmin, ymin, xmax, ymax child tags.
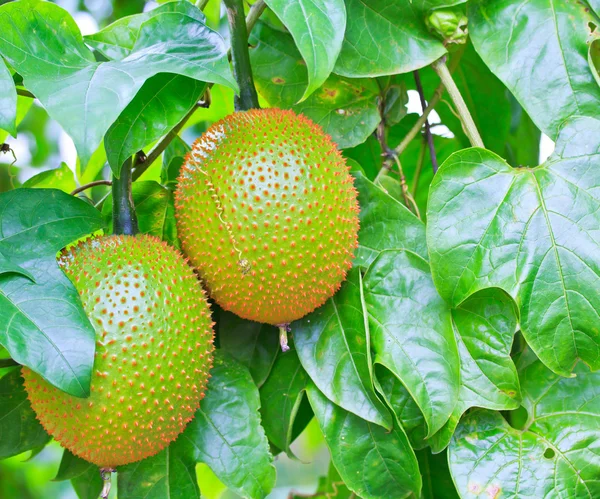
<box><xmin>22</xmin><ymin>235</ymin><xmax>214</xmax><ymax>467</ymax></box>
<box><xmin>175</xmin><ymin>109</ymin><xmax>359</xmax><ymax>325</ymax></box>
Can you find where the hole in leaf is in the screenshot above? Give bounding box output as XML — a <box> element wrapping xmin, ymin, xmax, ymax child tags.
<box><xmin>543</xmin><ymin>448</ymin><xmax>556</xmax><ymax>459</ymax></box>
<box><xmin>590</xmin><ymin>21</ymin><xmax>597</xmax><ymax>34</ymax></box>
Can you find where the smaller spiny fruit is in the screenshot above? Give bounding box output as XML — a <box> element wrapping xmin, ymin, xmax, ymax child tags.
<box><xmin>175</xmin><ymin>109</ymin><xmax>359</xmax><ymax>325</ymax></box>
<box><xmin>23</xmin><ymin>235</ymin><xmax>214</xmax><ymax>468</ymax></box>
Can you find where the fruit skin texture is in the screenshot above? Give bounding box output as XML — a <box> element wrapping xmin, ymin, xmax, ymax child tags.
<box><xmin>175</xmin><ymin>109</ymin><xmax>359</xmax><ymax>325</ymax></box>
<box><xmin>22</xmin><ymin>235</ymin><xmax>214</xmax><ymax>468</ymax></box>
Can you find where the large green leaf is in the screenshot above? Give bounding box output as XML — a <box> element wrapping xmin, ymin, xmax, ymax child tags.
<box><xmin>259</xmin><ymin>347</ymin><xmax>311</xmax><ymax>456</ymax></box>
<box><xmin>264</xmin><ymin>0</ymin><xmax>346</xmax><ymax>100</ymax></box>
<box><xmin>427</xmin><ymin>117</ymin><xmax>600</xmax><ymax>376</ymax></box>
<box><xmin>353</xmin><ymin>172</ymin><xmax>428</xmax><ymax>268</ymax></box>
<box><xmin>0</xmin><ymin>189</ymin><xmax>104</xmax><ymax>397</ymax></box>
<box><xmin>105</xmin><ymin>74</ymin><xmax>205</xmax><ymax>174</ymax></box>
<box><xmin>0</xmin><ymin>57</ymin><xmax>16</xmax><ymax>136</ymax></box>
<box><xmin>334</xmin><ymin>0</ymin><xmax>447</xmax><ymax>77</ymax></box>
<box><xmin>449</xmin><ymin>359</ymin><xmax>600</xmax><ymax>498</ymax></box>
<box><xmin>249</xmin><ymin>21</ymin><xmax>379</xmax><ymax>149</ymax></box>
<box><xmin>54</xmin><ymin>450</ymin><xmax>103</xmax><ymax>499</ymax></box>
<box><xmin>293</xmin><ymin>268</ymin><xmax>391</xmax><ymax>428</ymax></box>
<box><xmin>102</xmin><ymin>181</ymin><xmax>179</xmax><ymax>248</ymax></box>
<box><xmin>428</xmin><ymin>288</ymin><xmax>520</xmax><ymax>452</ymax></box>
<box><xmin>219</xmin><ymin>311</ymin><xmax>279</xmax><ymax>388</ymax></box>
<box><xmin>0</xmin><ymin>0</ymin><xmax>236</xmax><ymax>166</ymax></box>
<box><xmin>363</xmin><ymin>250</ymin><xmax>459</xmax><ymax>436</ymax></box>
<box><xmin>118</xmin><ymin>445</ymin><xmax>200</xmax><ymax>499</ymax></box>
<box><xmin>84</xmin><ymin>1</ymin><xmax>206</xmax><ymax>60</ymax></box>
<box><xmin>176</xmin><ymin>352</ymin><xmax>276</xmax><ymax>499</ymax></box>
<box><xmin>0</xmin><ymin>368</ymin><xmax>50</xmax><ymax>459</ymax></box>
<box><xmin>468</xmin><ymin>0</ymin><xmax>600</xmax><ymax>139</ymax></box>
<box><xmin>307</xmin><ymin>383</ymin><xmax>421</xmax><ymax>499</ymax></box>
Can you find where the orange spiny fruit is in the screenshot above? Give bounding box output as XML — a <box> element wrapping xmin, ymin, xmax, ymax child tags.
<box><xmin>22</xmin><ymin>235</ymin><xmax>214</xmax><ymax>468</ymax></box>
<box><xmin>175</xmin><ymin>109</ymin><xmax>359</xmax><ymax>325</ymax></box>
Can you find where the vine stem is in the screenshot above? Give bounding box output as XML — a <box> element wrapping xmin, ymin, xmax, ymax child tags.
<box><xmin>223</xmin><ymin>0</ymin><xmax>260</xmax><ymax>111</ymax></box>
<box><xmin>246</xmin><ymin>0</ymin><xmax>266</xmax><ymax>34</ymax></box>
<box><xmin>70</xmin><ymin>180</ymin><xmax>112</xmax><ymax>197</ymax></box>
<box><xmin>131</xmin><ymin>91</ymin><xmax>211</xmax><ymax>181</ymax></box>
<box><xmin>112</xmin><ymin>157</ymin><xmax>138</xmax><ymax>236</ymax></box>
<box><xmin>195</xmin><ymin>0</ymin><xmax>210</xmax><ymax>9</ymax></box>
<box><xmin>413</xmin><ymin>70</ymin><xmax>439</xmax><ymax>173</ymax></box>
<box><xmin>431</xmin><ymin>56</ymin><xmax>484</xmax><ymax>148</ymax></box>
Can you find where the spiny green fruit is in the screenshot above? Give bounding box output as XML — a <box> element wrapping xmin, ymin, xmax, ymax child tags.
<box><xmin>175</xmin><ymin>109</ymin><xmax>359</xmax><ymax>325</ymax></box>
<box><xmin>22</xmin><ymin>235</ymin><xmax>214</xmax><ymax>468</ymax></box>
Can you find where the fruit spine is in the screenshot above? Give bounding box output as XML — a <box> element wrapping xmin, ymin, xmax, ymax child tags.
<box><xmin>23</xmin><ymin>235</ymin><xmax>214</xmax><ymax>467</ymax></box>
<box><xmin>175</xmin><ymin>109</ymin><xmax>359</xmax><ymax>325</ymax></box>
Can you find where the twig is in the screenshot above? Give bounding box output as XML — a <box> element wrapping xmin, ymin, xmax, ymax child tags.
<box><xmin>411</xmin><ymin>139</ymin><xmax>427</xmax><ymax>197</ymax></box>
<box><xmin>431</xmin><ymin>56</ymin><xmax>484</xmax><ymax>148</ymax></box>
<box><xmin>413</xmin><ymin>70</ymin><xmax>439</xmax><ymax>173</ymax></box>
<box><xmin>70</xmin><ymin>180</ymin><xmax>112</xmax><ymax>197</ymax></box>
<box><xmin>246</xmin><ymin>0</ymin><xmax>266</xmax><ymax>33</ymax></box>
<box><xmin>224</xmin><ymin>0</ymin><xmax>260</xmax><ymax>111</ymax></box>
<box><xmin>16</xmin><ymin>88</ymin><xmax>34</xmax><ymax>99</ymax></box>
<box><xmin>100</xmin><ymin>468</ymin><xmax>115</xmax><ymax>499</ymax></box>
<box><xmin>131</xmin><ymin>91</ymin><xmax>210</xmax><ymax>182</ymax></box>
<box><xmin>392</xmin><ymin>47</ymin><xmax>466</xmax><ymax>158</ymax></box>
<box><xmin>195</xmin><ymin>0</ymin><xmax>210</xmax><ymax>9</ymax></box>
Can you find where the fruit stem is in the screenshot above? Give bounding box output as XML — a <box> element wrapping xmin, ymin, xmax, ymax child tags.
<box><xmin>112</xmin><ymin>157</ymin><xmax>139</xmax><ymax>236</ymax></box>
<box><xmin>431</xmin><ymin>55</ymin><xmax>484</xmax><ymax>148</ymax></box>
<box><xmin>278</xmin><ymin>324</ymin><xmax>291</xmax><ymax>352</ymax></box>
<box><xmin>223</xmin><ymin>0</ymin><xmax>260</xmax><ymax>111</ymax></box>
<box><xmin>99</xmin><ymin>468</ymin><xmax>115</xmax><ymax>499</ymax></box>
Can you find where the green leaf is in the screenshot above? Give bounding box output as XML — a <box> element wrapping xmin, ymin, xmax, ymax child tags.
<box><xmin>428</xmin><ymin>288</ymin><xmax>521</xmax><ymax>452</ymax></box>
<box><xmin>102</xmin><ymin>181</ymin><xmax>179</xmax><ymax>248</ymax></box>
<box><xmin>302</xmin><ymin>462</ymin><xmax>355</xmax><ymax>499</ymax></box>
<box><xmin>374</xmin><ymin>364</ymin><xmax>428</xmax><ymax>450</ymax></box>
<box><xmin>105</xmin><ymin>74</ymin><xmax>205</xmax><ymax>174</ymax></box>
<box><xmin>307</xmin><ymin>382</ymin><xmax>421</xmax><ymax>499</ymax></box>
<box><xmin>219</xmin><ymin>311</ymin><xmax>279</xmax><ymax>388</ymax></box>
<box><xmin>334</xmin><ymin>0</ymin><xmax>447</xmax><ymax>78</ymax></box>
<box><xmin>22</xmin><ymin>163</ymin><xmax>77</xmax><ymax>193</ymax></box>
<box><xmin>0</xmin><ymin>57</ymin><xmax>16</xmax><ymax>136</ymax></box>
<box><xmin>84</xmin><ymin>1</ymin><xmax>206</xmax><ymax>60</ymax></box>
<box><xmin>0</xmin><ymin>0</ymin><xmax>236</xmax><ymax>166</ymax></box>
<box><xmin>590</xmin><ymin>37</ymin><xmax>600</xmax><ymax>88</ymax></box>
<box><xmin>293</xmin><ymin>268</ymin><xmax>391</xmax><ymax>428</ymax></box>
<box><xmin>54</xmin><ymin>450</ymin><xmax>103</xmax><ymax>499</ymax></box>
<box><xmin>162</xmin><ymin>136</ymin><xmax>191</xmax><ymax>190</ymax></box>
<box><xmin>249</xmin><ymin>22</ymin><xmax>380</xmax><ymax>149</ymax></box>
<box><xmin>249</xmin><ymin>21</ymin><xmax>310</xmax><ymax>108</ymax></box>
<box><xmin>175</xmin><ymin>352</ymin><xmax>276</xmax><ymax>499</ymax></box>
<box><xmin>0</xmin><ymin>368</ymin><xmax>50</xmax><ymax>459</ymax></box>
<box><xmin>118</xmin><ymin>444</ymin><xmax>200</xmax><ymax>499</ymax></box>
<box><xmin>264</xmin><ymin>0</ymin><xmax>346</xmax><ymax>100</ymax></box>
<box><xmin>468</xmin><ymin>0</ymin><xmax>600</xmax><ymax>139</ymax></box>
<box><xmin>363</xmin><ymin>250</ymin><xmax>459</xmax><ymax>436</ymax></box>
<box><xmin>416</xmin><ymin>449</ymin><xmax>459</xmax><ymax>499</ymax></box>
<box><xmin>427</xmin><ymin>116</ymin><xmax>600</xmax><ymax>376</ymax></box>
<box><xmin>0</xmin><ymin>189</ymin><xmax>104</xmax><ymax>397</ymax></box>
<box><xmin>353</xmin><ymin>172</ymin><xmax>428</xmax><ymax>268</ymax></box>
<box><xmin>259</xmin><ymin>347</ymin><xmax>310</xmax><ymax>456</ymax></box>
<box><xmin>449</xmin><ymin>359</ymin><xmax>600</xmax><ymax>497</ymax></box>
<box><xmin>291</xmin><ymin>74</ymin><xmax>380</xmax><ymax>149</ymax></box>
